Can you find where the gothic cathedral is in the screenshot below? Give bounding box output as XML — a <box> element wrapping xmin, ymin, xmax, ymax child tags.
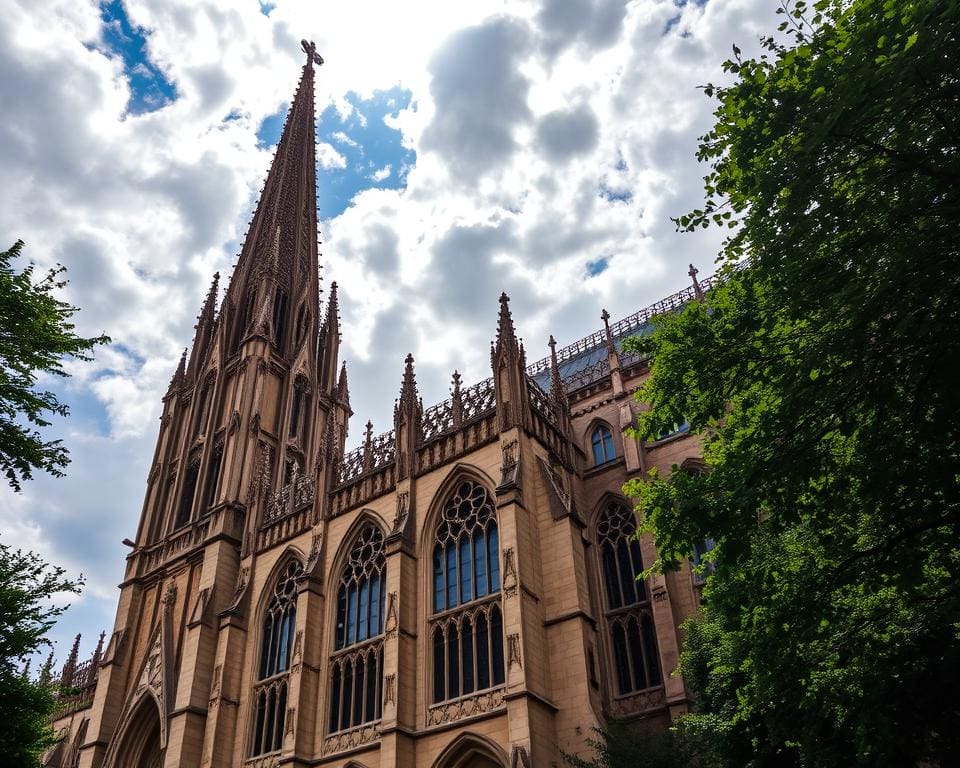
<box><xmin>45</xmin><ymin>42</ymin><xmax>709</xmax><ymax>768</ymax></box>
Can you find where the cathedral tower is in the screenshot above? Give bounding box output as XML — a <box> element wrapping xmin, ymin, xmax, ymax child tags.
<box><xmin>53</xmin><ymin>40</ymin><xmax>710</xmax><ymax>768</ymax></box>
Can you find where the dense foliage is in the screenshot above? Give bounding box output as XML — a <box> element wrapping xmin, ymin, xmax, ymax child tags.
<box><xmin>0</xmin><ymin>239</ymin><xmax>109</xmax><ymax>492</ymax></box>
<box><xmin>622</xmin><ymin>0</ymin><xmax>960</xmax><ymax>765</ymax></box>
<box><xmin>0</xmin><ymin>541</ymin><xmax>82</xmax><ymax>767</ymax></box>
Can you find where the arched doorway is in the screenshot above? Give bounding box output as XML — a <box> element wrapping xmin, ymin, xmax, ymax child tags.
<box><xmin>111</xmin><ymin>697</ymin><xmax>164</xmax><ymax>768</ymax></box>
<box><xmin>432</xmin><ymin>732</ymin><xmax>509</xmax><ymax>768</ymax></box>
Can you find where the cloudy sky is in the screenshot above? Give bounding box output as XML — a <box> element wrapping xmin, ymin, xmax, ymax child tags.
<box><xmin>0</xmin><ymin>0</ymin><xmax>779</xmax><ymax>666</ymax></box>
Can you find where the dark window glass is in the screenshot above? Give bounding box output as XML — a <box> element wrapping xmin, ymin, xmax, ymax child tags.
<box><xmin>476</xmin><ymin>613</ymin><xmax>490</xmax><ymax>690</ymax></box>
<box><xmin>329</xmin><ymin>523</ymin><xmax>386</xmax><ymax>733</ymax></box>
<box><xmin>251</xmin><ymin>560</ymin><xmax>300</xmax><ymax>755</ymax></box>
<box><xmin>433</xmin><ymin>544</ymin><xmax>445</xmax><ymax>611</ymax></box>
<box><xmin>433</xmin><ymin>627</ymin><xmax>445</xmax><ymax>702</ymax></box>
<box><xmin>591</xmin><ymin>425</ymin><xmax>615</xmax><ymax>465</ymax></box>
<box><xmin>447</xmin><ymin>626</ymin><xmax>460</xmax><ymax>700</ymax></box>
<box><xmin>462</xmin><ymin>616</ymin><xmax>474</xmax><ymax>695</ymax></box>
<box><xmin>204</xmin><ymin>442</ymin><xmax>223</xmax><ymax>512</ymax></box>
<box><xmin>474</xmin><ymin>534</ymin><xmax>487</xmax><ymax>598</ymax></box>
<box><xmin>596</xmin><ymin>502</ymin><xmax>663</xmax><ymax>698</ymax></box>
<box><xmin>429</xmin><ymin>480</ymin><xmax>505</xmax><ymax>705</ymax></box>
<box><xmin>175</xmin><ymin>461</ymin><xmax>199</xmax><ymax>528</ymax></box>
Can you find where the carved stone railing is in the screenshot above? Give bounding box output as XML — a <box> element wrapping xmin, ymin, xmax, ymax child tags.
<box><xmin>264</xmin><ymin>474</ymin><xmax>315</xmax><ymax>523</ymax></box>
<box><xmin>427</xmin><ymin>686</ymin><xmax>505</xmax><ymax>726</ymax></box>
<box><xmin>138</xmin><ymin>518</ymin><xmax>211</xmax><ymax>575</ymax></box>
<box><xmin>461</xmin><ymin>377</ymin><xmax>496</xmax><ymax>421</ymax></box>
<box><xmin>526</xmin><ymin>272</ymin><xmax>723</xmax><ymax>377</ymax></box>
<box><xmin>338</xmin><ymin>430</ymin><xmax>396</xmax><ymax>485</ymax></box>
<box><xmin>52</xmin><ymin>658</ymin><xmax>99</xmax><ymax>717</ymax></box>
<box><xmin>527</xmin><ymin>378</ymin><xmax>558</xmax><ymax>427</ymax></box>
<box><xmin>422</xmin><ymin>377</ymin><xmax>497</xmax><ymax>441</ymax></box>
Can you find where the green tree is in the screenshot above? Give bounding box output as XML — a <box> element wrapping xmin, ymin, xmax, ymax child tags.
<box><xmin>0</xmin><ymin>239</ymin><xmax>109</xmax><ymax>491</ymax></box>
<box><xmin>559</xmin><ymin>716</ymin><xmax>693</xmax><ymax>768</ymax></box>
<box><xmin>623</xmin><ymin>0</ymin><xmax>960</xmax><ymax>765</ymax></box>
<box><xmin>0</xmin><ymin>541</ymin><xmax>83</xmax><ymax>767</ymax></box>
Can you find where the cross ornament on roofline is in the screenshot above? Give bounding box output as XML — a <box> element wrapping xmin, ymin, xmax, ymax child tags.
<box><xmin>301</xmin><ymin>39</ymin><xmax>324</xmax><ymax>67</ymax></box>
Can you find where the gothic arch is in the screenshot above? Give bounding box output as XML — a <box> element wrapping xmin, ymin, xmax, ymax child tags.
<box><xmin>252</xmin><ymin>545</ymin><xmax>307</xmax><ymax>621</ymax></box>
<box><xmin>584</xmin><ymin>418</ymin><xmax>618</xmax><ymax>466</ymax></box>
<box><xmin>325</xmin><ymin>509</ymin><xmax>389</xmax><ymax>589</ymax></box>
<box><xmin>418</xmin><ymin>464</ymin><xmax>498</xmax><ymax>556</ymax></box>
<box><xmin>431</xmin><ymin>731</ymin><xmax>509</xmax><ymax>768</ymax></box>
<box><xmin>105</xmin><ymin>693</ymin><xmax>164</xmax><ymax>768</ymax></box>
<box><xmin>588</xmin><ymin>490</ymin><xmax>633</xmax><ymax>530</ymax></box>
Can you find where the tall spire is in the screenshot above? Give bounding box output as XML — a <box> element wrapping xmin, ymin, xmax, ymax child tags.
<box><xmin>225</xmin><ymin>40</ymin><xmax>324</xmax><ymax>353</ymax></box>
<box><xmin>187</xmin><ymin>272</ymin><xmax>219</xmax><ymax>379</ymax></box>
<box><xmin>319</xmin><ymin>281</ymin><xmax>341</xmax><ymax>395</ymax></box>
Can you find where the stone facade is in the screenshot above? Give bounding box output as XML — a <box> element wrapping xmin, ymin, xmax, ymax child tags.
<box><xmin>47</xmin><ymin>42</ymin><xmax>710</xmax><ymax>768</ymax></box>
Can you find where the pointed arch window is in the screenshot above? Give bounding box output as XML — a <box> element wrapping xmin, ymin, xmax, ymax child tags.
<box><xmin>251</xmin><ymin>560</ymin><xmax>301</xmax><ymax>757</ymax></box>
<box><xmin>174</xmin><ymin>457</ymin><xmax>200</xmax><ymax>529</ymax></box>
<box><xmin>591</xmin><ymin>424</ymin><xmax>616</xmax><ymax>466</ymax></box>
<box><xmin>596</xmin><ymin>502</ymin><xmax>661</xmax><ymax>697</ymax></box>
<box><xmin>430</xmin><ymin>480</ymin><xmax>504</xmax><ymax>704</ymax></box>
<box><xmin>329</xmin><ymin>523</ymin><xmax>386</xmax><ymax>734</ymax></box>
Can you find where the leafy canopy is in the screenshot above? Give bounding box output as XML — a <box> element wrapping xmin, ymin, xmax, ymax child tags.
<box><xmin>0</xmin><ymin>540</ymin><xmax>83</xmax><ymax>767</ymax></box>
<box><xmin>0</xmin><ymin>240</ymin><xmax>109</xmax><ymax>491</ymax></box>
<box><xmin>623</xmin><ymin>0</ymin><xmax>960</xmax><ymax>765</ymax></box>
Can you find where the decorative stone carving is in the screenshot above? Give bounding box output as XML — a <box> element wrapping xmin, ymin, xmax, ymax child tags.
<box><xmin>221</xmin><ymin>566</ymin><xmax>250</xmax><ymax>617</ymax></box>
<box><xmin>323</xmin><ymin>724</ymin><xmax>380</xmax><ymax>755</ymax></box>
<box><xmin>512</xmin><ymin>745</ymin><xmax>531</xmax><ymax>768</ymax></box>
<box><xmin>427</xmin><ymin>687</ymin><xmax>505</xmax><ymax>726</ymax></box>
<box><xmin>608</xmin><ymin>686</ymin><xmax>667</xmax><ymax>716</ymax></box>
<box><xmin>229</xmin><ymin>410</ymin><xmax>241</xmax><ymax>434</ymax></box>
<box><xmin>188</xmin><ymin>586</ymin><xmax>213</xmax><ymax>628</ymax></box>
<box><xmin>291</xmin><ymin>630</ymin><xmax>303</xmax><ymax>670</ymax></box>
<box><xmin>384</xmin><ymin>592</ymin><xmax>398</xmax><ymax>640</ymax></box>
<box><xmin>285</xmin><ymin>707</ymin><xmax>295</xmax><ymax>736</ymax></box>
<box><xmin>498</xmin><ymin>439</ymin><xmax>520</xmax><ymax>489</ymax></box>
<box><xmin>508</xmin><ymin>633</ymin><xmax>522</xmax><ymax>669</ymax></box>
<box><xmin>384</xmin><ymin>673</ymin><xmax>395</xmax><ymax>705</ymax></box>
<box><xmin>391</xmin><ymin>490</ymin><xmax>410</xmax><ymax>536</ymax></box>
<box><xmin>502</xmin><ymin>547</ymin><xmax>518</xmax><ymax>598</ymax></box>
<box><xmin>208</xmin><ymin>663</ymin><xmax>222</xmax><ymax>707</ymax></box>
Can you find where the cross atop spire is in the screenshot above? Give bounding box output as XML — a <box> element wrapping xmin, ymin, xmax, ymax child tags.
<box><xmin>301</xmin><ymin>39</ymin><xmax>324</xmax><ymax>67</ymax></box>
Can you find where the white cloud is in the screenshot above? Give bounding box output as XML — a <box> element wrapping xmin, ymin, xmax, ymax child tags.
<box><xmin>0</xmin><ymin>0</ymin><xmax>784</xmax><ymax>654</ymax></box>
<box><xmin>317</xmin><ymin>141</ymin><xmax>347</xmax><ymax>169</ymax></box>
<box><xmin>370</xmin><ymin>164</ymin><xmax>391</xmax><ymax>182</ymax></box>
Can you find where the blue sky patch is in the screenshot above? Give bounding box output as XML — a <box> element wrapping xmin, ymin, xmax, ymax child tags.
<box><xmin>257</xmin><ymin>87</ymin><xmax>416</xmax><ymax>220</ymax></box>
<box><xmin>97</xmin><ymin>0</ymin><xmax>177</xmax><ymax>115</ymax></box>
<box><xmin>586</xmin><ymin>257</ymin><xmax>609</xmax><ymax>277</ymax></box>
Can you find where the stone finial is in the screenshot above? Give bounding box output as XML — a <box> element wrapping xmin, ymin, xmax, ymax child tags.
<box><xmin>93</xmin><ymin>630</ymin><xmax>106</xmax><ymax>668</ymax></box>
<box><xmin>397</xmin><ymin>353</ymin><xmax>419</xmax><ymax>414</ymax></box>
<box><xmin>38</xmin><ymin>649</ymin><xmax>55</xmax><ymax>687</ymax></box>
<box><xmin>362</xmin><ymin>420</ymin><xmax>374</xmax><ymax>470</ymax></box>
<box><xmin>689</xmin><ymin>263</ymin><xmax>703</xmax><ymax>301</ymax></box>
<box><xmin>337</xmin><ymin>362</ymin><xmax>350</xmax><ymax>407</ymax></box>
<box><xmin>61</xmin><ymin>633</ymin><xmax>81</xmax><ymax>686</ymax></box>
<box><xmin>496</xmin><ymin>292</ymin><xmax>516</xmax><ymax>346</ymax></box>
<box><xmin>451</xmin><ymin>370</ymin><xmax>463</xmax><ymax>426</ymax></box>
<box><xmin>168</xmin><ymin>348</ymin><xmax>187</xmax><ymax>390</ymax></box>
<box><xmin>548</xmin><ymin>335</ymin><xmax>566</xmax><ymax>404</ymax></box>
<box><xmin>601</xmin><ymin>308</ymin><xmax>616</xmax><ymax>352</ymax></box>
